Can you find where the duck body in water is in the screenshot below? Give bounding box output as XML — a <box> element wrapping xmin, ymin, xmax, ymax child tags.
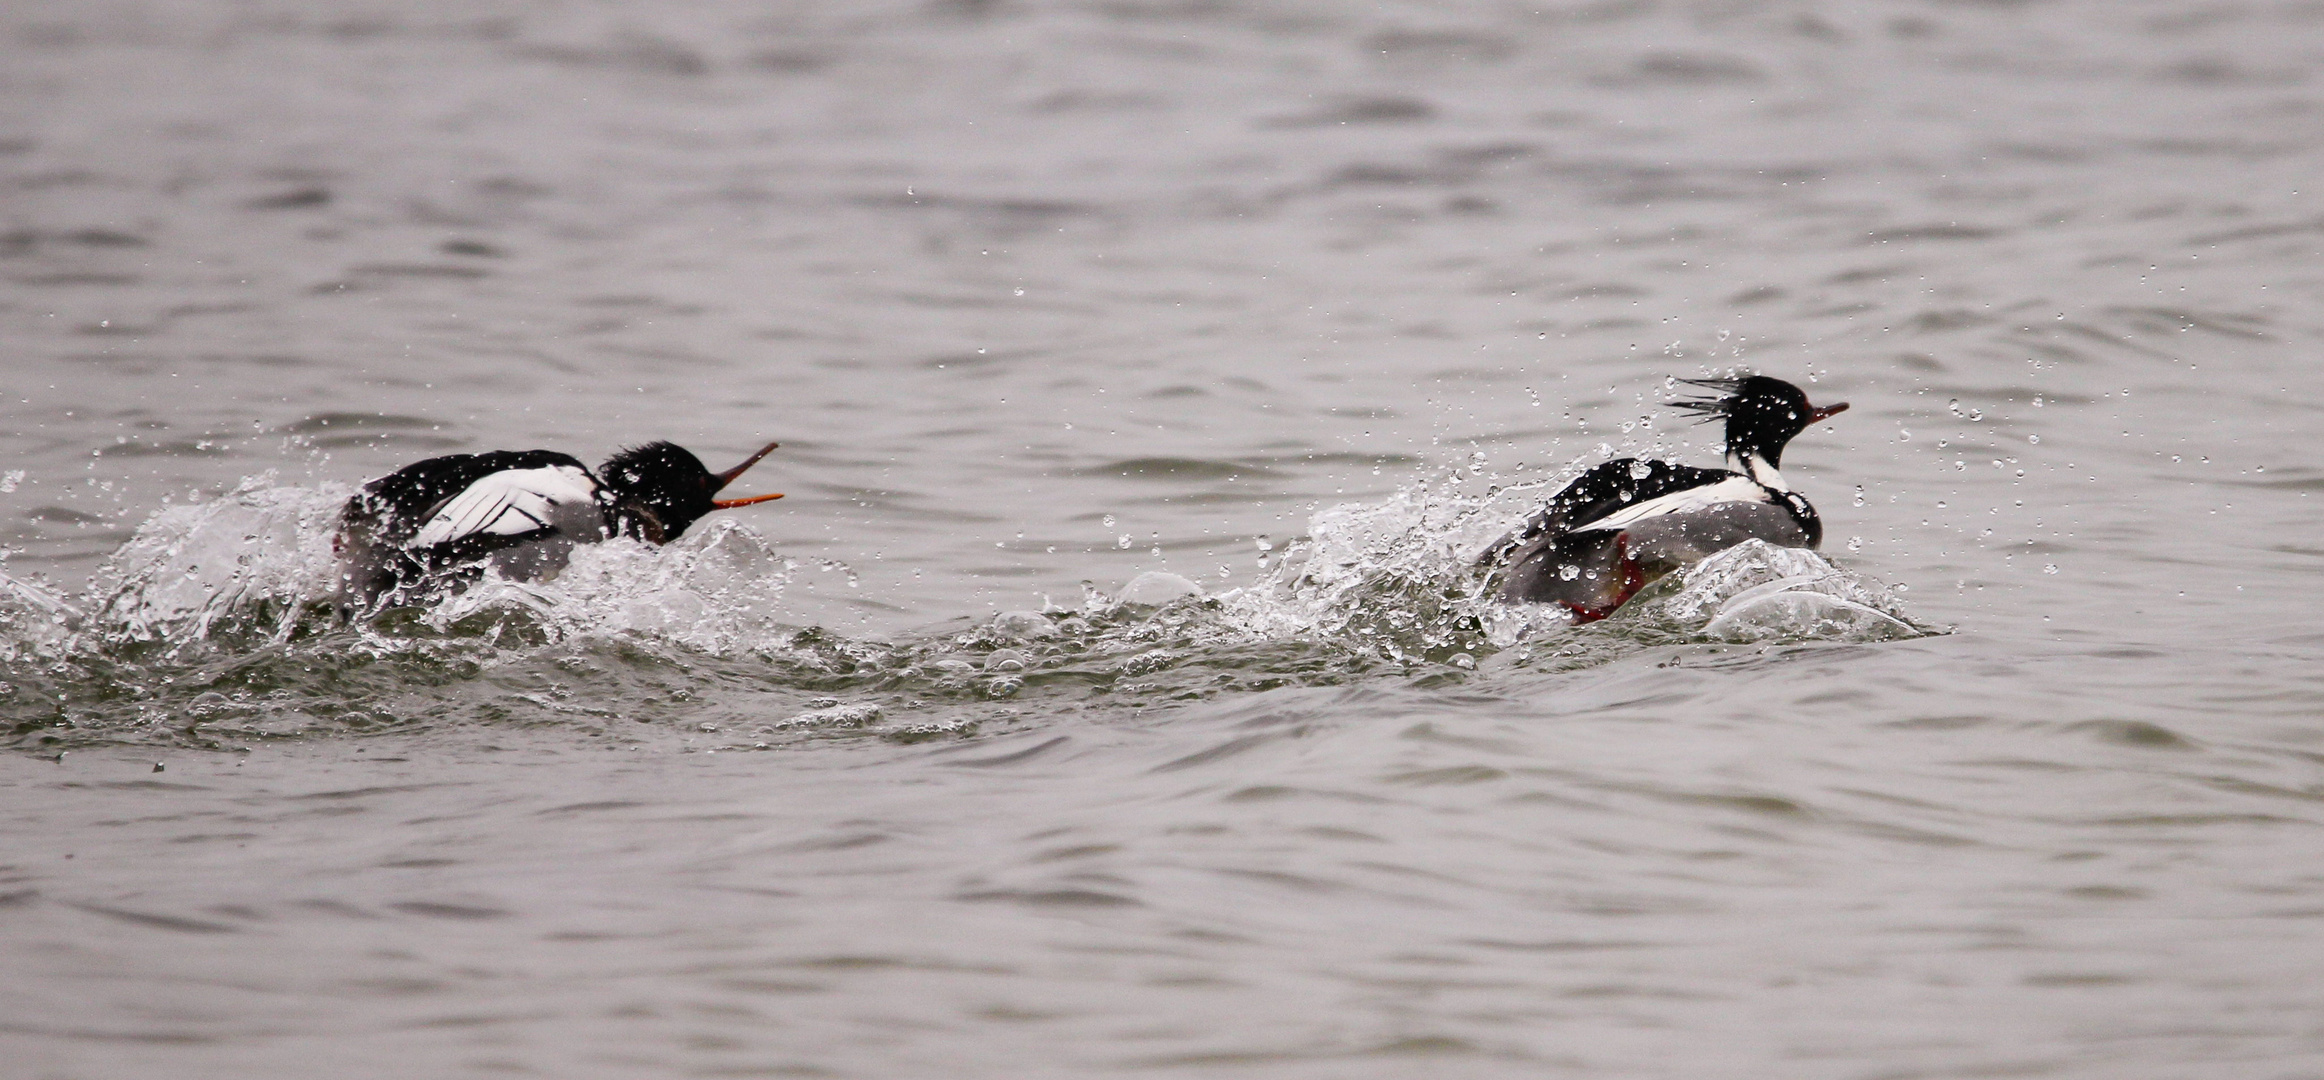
<box><xmin>1481</xmin><ymin>376</ymin><xmax>1847</xmax><ymax>622</ymax></box>
<box><xmin>337</xmin><ymin>440</ymin><xmax>783</xmax><ymax>607</ymax></box>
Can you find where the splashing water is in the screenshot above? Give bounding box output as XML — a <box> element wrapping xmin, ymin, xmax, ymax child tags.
<box><xmin>1639</xmin><ymin>540</ymin><xmax>1924</xmax><ymax>643</ymax></box>
<box><xmin>1208</xmin><ymin>473</ymin><xmax>1571</xmax><ymax>662</ymax></box>
<box><xmin>1207</xmin><ymin>468</ymin><xmax>1931</xmax><ymax>662</ymax></box>
<box><xmin>0</xmin><ymin>569</ymin><xmax>75</xmax><ymax>662</ymax></box>
<box><xmin>423</xmin><ymin>519</ymin><xmax>798</xmax><ymax>654</ymax></box>
<box><xmin>92</xmin><ymin>475</ymin><xmax>349</xmax><ymax>650</ymax></box>
<box><xmin>0</xmin><ymin>468</ymin><xmax>1934</xmax><ymax>751</ymax></box>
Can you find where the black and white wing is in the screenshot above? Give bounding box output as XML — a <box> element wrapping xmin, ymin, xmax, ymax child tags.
<box><xmin>346</xmin><ymin>450</ymin><xmax>596</xmax><ymax>548</ymax></box>
<box><xmin>1479</xmin><ymin>458</ymin><xmax>1742</xmax><ymax>564</ymax></box>
<box><xmin>409</xmin><ymin>465</ymin><xmax>604</xmax><ymax>548</ymax></box>
<box><xmin>339</xmin><ymin>449</ymin><xmax>612</xmax><ymax>603</ymax></box>
<box><xmin>1569</xmin><ymin>472</ymin><xmax>1770</xmax><ymax>534</ymax></box>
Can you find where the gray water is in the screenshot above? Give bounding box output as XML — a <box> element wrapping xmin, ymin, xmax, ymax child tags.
<box><xmin>6</xmin><ymin>1</ymin><xmax>2324</xmax><ymax>1076</ymax></box>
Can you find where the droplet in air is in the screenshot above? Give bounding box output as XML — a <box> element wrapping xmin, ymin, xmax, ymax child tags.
<box><xmin>1558</xmin><ymin>564</ymin><xmax>1581</xmax><ymax>581</ymax></box>
<box><xmin>1629</xmin><ymin>460</ymin><xmax>1653</xmax><ymax>480</ymax></box>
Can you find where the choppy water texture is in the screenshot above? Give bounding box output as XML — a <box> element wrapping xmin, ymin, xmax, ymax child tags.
<box><xmin>6</xmin><ymin>1</ymin><xmax>2324</xmax><ymax>1076</ymax></box>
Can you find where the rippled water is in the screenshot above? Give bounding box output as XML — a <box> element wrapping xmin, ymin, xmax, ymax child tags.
<box><xmin>7</xmin><ymin>1</ymin><xmax>2324</xmax><ymax>1076</ymax></box>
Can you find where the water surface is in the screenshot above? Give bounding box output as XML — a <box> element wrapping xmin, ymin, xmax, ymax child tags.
<box><xmin>6</xmin><ymin>1</ymin><xmax>2324</xmax><ymax>1076</ymax></box>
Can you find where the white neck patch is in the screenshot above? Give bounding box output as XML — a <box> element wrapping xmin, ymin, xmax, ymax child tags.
<box><xmin>1729</xmin><ymin>450</ymin><xmax>1789</xmax><ymax>491</ymax></box>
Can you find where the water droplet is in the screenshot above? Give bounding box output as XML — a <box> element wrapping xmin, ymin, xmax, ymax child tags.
<box><xmin>1847</xmin><ymin>536</ymin><xmax>1863</xmax><ymax>553</ymax></box>
<box><xmin>1558</xmin><ymin>564</ymin><xmax>1581</xmax><ymax>581</ymax></box>
<box><xmin>1101</xmin><ymin>514</ymin><xmax>1116</xmax><ymax>528</ymax></box>
<box><xmin>2043</xmin><ymin>563</ymin><xmax>2059</xmax><ymax>574</ymax></box>
<box><xmin>1117</xmin><ymin>534</ymin><xmax>1133</xmax><ymax>549</ymax></box>
<box><xmin>2028</xmin><ymin>434</ymin><xmax>2041</xmax><ymax>444</ymax></box>
<box><xmin>1629</xmin><ymin>460</ymin><xmax>1653</xmax><ymax>480</ymax></box>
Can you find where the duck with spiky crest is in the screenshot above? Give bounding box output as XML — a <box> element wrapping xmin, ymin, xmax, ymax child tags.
<box><xmin>1479</xmin><ymin>374</ymin><xmax>1848</xmax><ymax>621</ymax></box>
<box><xmin>336</xmin><ymin>440</ymin><xmax>786</xmax><ymax>607</ymax></box>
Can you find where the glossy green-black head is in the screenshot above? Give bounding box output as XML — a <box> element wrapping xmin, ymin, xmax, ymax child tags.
<box><xmin>1671</xmin><ymin>375</ymin><xmax>1847</xmax><ymax>468</ymax></box>
<box><xmin>599</xmin><ymin>440</ymin><xmax>783</xmax><ymax>542</ymax></box>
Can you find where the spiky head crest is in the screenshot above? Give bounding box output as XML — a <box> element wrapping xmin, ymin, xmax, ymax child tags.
<box><xmin>1669</xmin><ymin>374</ymin><xmax>1822</xmax><ymax>468</ymax></box>
<box><xmin>599</xmin><ymin>441</ymin><xmax>718</xmax><ymax>543</ymax></box>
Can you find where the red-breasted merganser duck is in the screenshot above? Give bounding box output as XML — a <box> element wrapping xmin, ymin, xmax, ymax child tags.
<box><xmin>1480</xmin><ymin>375</ymin><xmax>1847</xmax><ymax>621</ymax></box>
<box><xmin>337</xmin><ymin>440</ymin><xmax>783</xmax><ymax>605</ymax></box>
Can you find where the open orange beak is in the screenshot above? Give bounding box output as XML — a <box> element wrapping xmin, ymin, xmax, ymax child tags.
<box><xmin>1808</xmin><ymin>402</ymin><xmax>1849</xmax><ymax>424</ymax></box>
<box><xmin>710</xmin><ymin>440</ymin><xmax>785</xmax><ymax>510</ymax></box>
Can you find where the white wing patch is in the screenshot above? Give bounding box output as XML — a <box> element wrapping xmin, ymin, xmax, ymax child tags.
<box><xmin>1580</xmin><ymin>475</ymin><xmax>1770</xmax><ymax>533</ymax></box>
<box><xmin>409</xmin><ymin>466</ymin><xmax>602</xmax><ymax>548</ymax></box>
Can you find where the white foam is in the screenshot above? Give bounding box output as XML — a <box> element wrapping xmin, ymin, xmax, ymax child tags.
<box><xmin>93</xmin><ymin>475</ymin><xmax>349</xmax><ymax>647</ymax></box>
<box><xmin>1651</xmin><ymin>540</ymin><xmax>1924</xmax><ymax>643</ymax></box>
<box><xmin>0</xmin><ymin>568</ymin><xmax>77</xmax><ymax>660</ymax></box>
<box><xmin>428</xmin><ymin>517</ymin><xmax>798</xmax><ymax>654</ymax></box>
<box><xmin>82</xmin><ymin>478</ymin><xmax>804</xmax><ymax>657</ymax></box>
